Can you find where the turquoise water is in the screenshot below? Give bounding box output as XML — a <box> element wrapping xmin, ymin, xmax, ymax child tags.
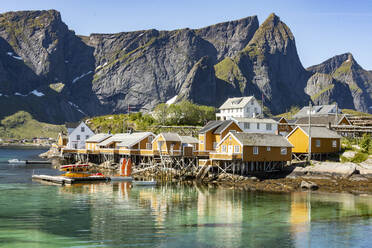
<box><xmin>1</xmin><ymin>148</ymin><xmax>372</xmax><ymax>247</ymax></box>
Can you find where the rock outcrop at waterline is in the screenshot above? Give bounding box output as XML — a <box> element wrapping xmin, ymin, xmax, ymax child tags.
<box><xmin>0</xmin><ymin>10</ymin><xmax>371</xmax><ymax>124</ymax></box>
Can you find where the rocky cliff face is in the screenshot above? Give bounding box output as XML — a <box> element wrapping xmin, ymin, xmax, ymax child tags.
<box><xmin>307</xmin><ymin>53</ymin><xmax>372</xmax><ymax>112</ymax></box>
<box><xmin>0</xmin><ymin>10</ymin><xmax>370</xmax><ymax>124</ymax></box>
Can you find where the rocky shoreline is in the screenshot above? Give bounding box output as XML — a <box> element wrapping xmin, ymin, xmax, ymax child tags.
<box><xmin>43</xmin><ymin>148</ymin><xmax>372</xmax><ymax>195</ymax></box>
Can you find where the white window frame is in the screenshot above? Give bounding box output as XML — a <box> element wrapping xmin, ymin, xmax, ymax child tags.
<box><xmin>85</xmin><ymin>135</ymin><xmax>89</xmax><ymax>140</ymax></box>
<box><xmin>234</xmin><ymin>145</ymin><xmax>240</xmax><ymax>153</ymax></box>
<box><xmin>222</xmin><ymin>145</ymin><xmax>227</xmax><ymax>153</ymax></box>
<box><xmin>315</xmin><ymin>139</ymin><xmax>321</xmax><ymax>148</ymax></box>
<box><xmin>253</xmin><ymin>146</ymin><xmax>259</xmax><ymax>155</ymax></box>
<box><xmin>281</xmin><ymin>147</ymin><xmax>287</xmax><ymax>155</ymax></box>
<box><xmin>267</xmin><ymin>146</ymin><xmax>271</xmax><ymax>151</ymax></box>
<box><xmin>266</xmin><ymin>123</ymin><xmax>272</xmax><ymax>130</ymax></box>
<box><xmin>257</xmin><ymin>123</ymin><xmax>260</xmax><ymax>129</ymax></box>
<box><xmin>244</xmin><ymin>123</ymin><xmax>250</xmax><ymax>129</ymax></box>
<box><xmin>81</xmin><ymin>126</ymin><xmax>85</xmax><ymax>132</ymax></box>
<box><xmin>332</xmin><ymin>140</ymin><xmax>337</xmax><ymax>148</ymax></box>
<box><xmin>76</xmin><ymin>135</ymin><xmax>80</xmax><ymax>140</ymax></box>
<box><xmin>213</xmin><ymin>142</ymin><xmax>217</xmax><ymax>149</ymax></box>
<box><xmin>146</xmin><ymin>143</ymin><xmax>152</xmax><ymax>150</ymax></box>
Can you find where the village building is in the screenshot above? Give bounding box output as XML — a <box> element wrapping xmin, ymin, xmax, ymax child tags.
<box><xmin>57</xmin><ymin>133</ymin><xmax>68</xmax><ymax>147</ymax></box>
<box><xmin>97</xmin><ymin>133</ymin><xmax>131</xmax><ymax>149</ymax></box>
<box><xmin>152</xmin><ymin>133</ymin><xmax>198</xmax><ymax>156</ymax></box>
<box><xmin>85</xmin><ymin>133</ymin><xmax>112</xmax><ymax>151</ymax></box>
<box><xmin>207</xmin><ymin>131</ymin><xmax>293</xmax><ymax>172</ymax></box>
<box><xmin>117</xmin><ymin>132</ymin><xmax>155</xmax><ymax>156</ymax></box>
<box><xmin>286</xmin><ymin>126</ymin><xmax>342</xmax><ymax>157</ymax></box>
<box><xmin>293</xmin><ymin>104</ymin><xmax>342</xmax><ymax>118</ymax></box>
<box><xmin>198</xmin><ymin>120</ymin><xmax>242</xmax><ymax>154</ymax></box>
<box><xmin>216</xmin><ymin>96</ymin><xmax>262</xmax><ymax>120</ymax></box>
<box><xmin>232</xmin><ymin>117</ymin><xmax>278</xmax><ymax>134</ymax></box>
<box><xmin>67</xmin><ymin>121</ymin><xmax>95</xmax><ymax>149</ymax></box>
<box><xmin>295</xmin><ymin>114</ymin><xmax>352</xmax><ymax>127</ymax></box>
<box><xmin>272</xmin><ymin>117</ymin><xmax>295</xmax><ymax>136</ymax></box>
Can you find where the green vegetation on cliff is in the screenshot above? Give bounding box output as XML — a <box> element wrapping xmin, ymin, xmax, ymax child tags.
<box><xmin>0</xmin><ymin>111</ymin><xmax>65</xmax><ymax>139</ymax></box>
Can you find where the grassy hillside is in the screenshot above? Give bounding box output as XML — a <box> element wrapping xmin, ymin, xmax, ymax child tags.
<box><xmin>342</xmin><ymin>109</ymin><xmax>372</xmax><ymax>117</ymax></box>
<box><xmin>0</xmin><ymin>111</ymin><xmax>66</xmax><ymax>139</ymax></box>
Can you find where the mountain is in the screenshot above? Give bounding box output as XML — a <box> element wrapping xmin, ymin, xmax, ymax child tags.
<box><xmin>307</xmin><ymin>53</ymin><xmax>372</xmax><ymax>112</ymax></box>
<box><xmin>0</xmin><ymin>10</ymin><xmax>370</xmax><ymax>124</ymax></box>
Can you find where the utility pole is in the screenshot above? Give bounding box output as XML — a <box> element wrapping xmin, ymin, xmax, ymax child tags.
<box><xmin>308</xmin><ymin>101</ymin><xmax>312</xmax><ymax>162</ymax></box>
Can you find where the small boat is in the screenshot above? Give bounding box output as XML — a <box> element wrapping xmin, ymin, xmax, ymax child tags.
<box><xmin>8</xmin><ymin>159</ymin><xmax>26</xmax><ymax>164</ymax></box>
<box><xmin>132</xmin><ymin>180</ymin><xmax>157</xmax><ymax>186</ymax></box>
<box><xmin>110</xmin><ymin>176</ymin><xmax>133</xmax><ymax>181</ymax></box>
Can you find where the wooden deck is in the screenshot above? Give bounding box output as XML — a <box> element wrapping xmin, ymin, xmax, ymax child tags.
<box><xmin>32</xmin><ymin>175</ymin><xmax>110</xmax><ymax>185</ymax></box>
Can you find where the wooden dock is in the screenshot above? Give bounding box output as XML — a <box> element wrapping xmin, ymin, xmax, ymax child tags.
<box><xmin>32</xmin><ymin>175</ymin><xmax>110</xmax><ymax>185</ymax></box>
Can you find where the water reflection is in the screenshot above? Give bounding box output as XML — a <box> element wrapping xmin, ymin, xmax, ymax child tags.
<box><xmin>2</xmin><ymin>181</ymin><xmax>372</xmax><ymax>248</ymax></box>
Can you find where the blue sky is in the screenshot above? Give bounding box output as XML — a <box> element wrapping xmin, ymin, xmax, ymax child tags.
<box><xmin>1</xmin><ymin>0</ymin><xmax>372</xmax><ymax>69</ymax></box>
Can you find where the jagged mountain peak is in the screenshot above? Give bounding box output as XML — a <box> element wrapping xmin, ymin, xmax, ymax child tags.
<box><xmin>307</xmin><ymin>52</ymin><xmax>360</xmax><ymax>74</ymax></box>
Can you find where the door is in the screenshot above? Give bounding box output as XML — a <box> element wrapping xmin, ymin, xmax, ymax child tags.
<box><xmin>228</xmin><ymin>145</ymin><xmax>233</xmax><ymax>154</ymax></box>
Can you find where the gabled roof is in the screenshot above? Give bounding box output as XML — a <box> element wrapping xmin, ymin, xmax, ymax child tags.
<box><xmin>295</xmin><ymin>115</ymin><xmax>350</xmax><ymax>126</ymax></box>
<box><xmin>98</xmin><ymin>133</ymin><xmax>131</xmax><ymax>146</ymax></box>
<box><xmin>199</xmin><ymin>120</ymin><xmax>239</xmax><ymax>134</ymax></box>
<box><xmin>288</xmin><ymin>126</ymin><xmax>341</xmax><ymax>139</ymax></box>
<box><xmin>158</xmin><ymin>132</ymin><xmax>181</xmax><ymax>142</ymax></box>
<box><xmin>222</xmin><ymin>132</ymin><xmax>293</xmax><ymax>148</ymax></box>
<box><xmin>219</xmin><ymin>96</ymin><xmax>255</xmax><ymax>110</ymax></box>
<box><xmin>233</xmin><ymin>117</ymin><xmax>277</xmax><ymax>124</ymax></box>
<box><xmin>117</xmin><ymin>132</ymin><xmax>154</xmax><ymax>147</ymax></box>
<box><xmin>86</xmin><ymin>133</ymin><xmax>112</xmax><ymax>143</ymax></box>
<box><xmin>180</xmin><ymin>136</ymin><xmax>199</xmax><ymax>144</ymax></box>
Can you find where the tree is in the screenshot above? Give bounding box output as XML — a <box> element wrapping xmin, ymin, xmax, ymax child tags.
<box><xmin>153</xmin><ymin>103</ymin><xmax>168</xmax><ymax>125</ymax></box>
<box><xmin>360</xmin><ymin>133</ymin><xmax>371</xmax><ymax>153</ymax></box>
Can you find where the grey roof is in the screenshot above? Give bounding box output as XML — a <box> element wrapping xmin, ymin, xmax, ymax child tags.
<box><xmin>98</xmin><ymin>133</ymin><xmax>131</xmax><ymax>146</ymax></box>
<box><xmin>159</xmin><ymin>133</ymin><xmax>181</xmax><ymax>142</ymax></box>
<box><xmin>294</xmin><ymin>126</ymin><xmax>342</xmax><ymax>139</ymax></box>
<box><xmin>117</xmin><ymin>132</ymin><xmax>154</xmax><ymax>147</ymax></box>
<box><xmin>295</xmin><ymin>115</ymin><xmax>349</xmax><ymax>126</ymax></box>
<box><xmin>86</xmin><ymin>133</ymin><xmax>112</xmax><ymax>143</ymax></box>
<box><xmin>234</xmin><ymin>117</ymin><xmax>277</xmax><ymax>124</ymax></box>
<box><xmin>232</xmin><ymin>132</ymin><xmax>293</xmax><ymax>147</ymax></box>
<box><xmin>293</xmin><ymin>104</ymin><xmax>341</xmax><ymax>118</ymax></box>
<box><xmin>180</xmin><ymin>136</ymin><xmax>199</xmax><ymax>144</ymax></box>
<box><xmin>199</xmin><ymin>120</ymin><xmax>238</xmax><ymax>134</ymax></box>
<box><xmin>219</xmin><ymin>96</ymin><xmax>255</xmax><ymax>110</ymax></box>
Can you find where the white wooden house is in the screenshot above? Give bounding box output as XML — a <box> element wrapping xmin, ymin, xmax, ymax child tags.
<box><xmin>216</xmin><ymin>96</ymin><xmax>262</xmax><ymax>120</ymax></box>
<box><xmin>67</xmin><ymin>121</ymin><xmax>95</xmax><ymax>149</ymax></box>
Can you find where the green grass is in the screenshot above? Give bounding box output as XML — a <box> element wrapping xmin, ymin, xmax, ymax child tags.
<box><xmin>311</xmin><ymin>84</ymin><xmax>335</xmax><ymax>101</ymax></box>
<box><xmin>214</xmin><ymin>57</ymin><xmax>245</xmax><ymax>85</ymax></box>
<box><xmin>49</xmin><ymin>83</ymin><xmax>65</xmax><ymax>93</ymax></box>
<box><xmin>0</xmin><ymin>111</ymin><xmax>65</xmax><ymax>139</ymax></box>
<box><xmin>332</xmin><ymin>61</ymin><xmax>352</xmax><ymax>78</ymax></box>
<box><xmin>342</xmin><ymin>109</ymin><xmax>372</xmax><ymax>117</ymax></box>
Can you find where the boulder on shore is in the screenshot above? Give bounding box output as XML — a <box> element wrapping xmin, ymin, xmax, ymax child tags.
<box><xmin>300</xmin><ymin>181</ymin><xmax>318</xmax><ymax>190</ymax></box>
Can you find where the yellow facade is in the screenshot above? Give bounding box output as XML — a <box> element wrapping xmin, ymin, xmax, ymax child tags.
<box><xmin>199</xmin><ymin>122</ymin><xmax>242</xmax><ymax>152</ymax></box>
<box><xmin>152</xmin><ymin>135</ymin><xmax>181</xmax><ymax>155</ymax></box>
<box><xmin>287</xmin><ymin>127</ymin><xmax>341</xmax><ymax>154</ymax></box>
<box><xmin>211</xmin><ymin>133</ymin><xmax>292</xmax><ymax>162</ymax></box>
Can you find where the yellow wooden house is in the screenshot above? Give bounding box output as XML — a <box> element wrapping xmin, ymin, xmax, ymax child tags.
<box><xmin>198</xmin><ymin>120</ymin><xmax>242</xmax><ymax>155</ymax></box>
<box><xmin>286</xmin><ymin>126</ymin><xmax>341</xmax><ymax>154</ymax></box>
<box><xmin>117</xmin><ymin>132</ymin><xmax>155</xmax><ymax>156</ymax></box>
<box><xmin>85</xmin><ymin>133</ymin><xmax>112</xmax><ymax>151</ymax></box>
<box><xmin>210</xmin><ymin>131</ymin><xmax>293</xmax><ymax>162</ymax></box>
<box><xmin>152</xmin><ymin>133</ymin><xmax>198</xmax><ymax>156</ymax></box>
<box><xmin>57</xmin><ymin>133</ymin><xmax>68</xmax><ymax>147</ymax></box>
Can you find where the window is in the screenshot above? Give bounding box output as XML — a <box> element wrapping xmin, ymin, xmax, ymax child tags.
<box><xmin>332</xmin><ymin>140</ymin><xmax>337</xmax><ymax>148</ymax></box>
<box><xmin>74</xmin><ymin>144</ymin><xmax>77</xmax><ymax>149</ymax></box>
<box><xmin>253</xmin><ymin>146</ymin><xmax>259</xmax><ymax>155</ymax></box>
<box><xmin>85</xmin><ymin>135</ymin><xmax>89</xmax><ymax>139</ymax></box>
<box><xmin>315</xmin><ymin>139</ymin><xmax>321</xmax><ymax>147</ymax></box>
<box><xmin>266</xmin><ymin>123</ymin><xmax>272</xmax><ymax>130</ymax></box>
<box><xmin>281</xmin><ymin>147</ymin><xmax>287</xmax><ymax>155</ymax></box>
<box><xmin>213</xmin><ymin>142</ymin><xmax>218</xmax><ymax>149</ymax></box>
<box><xmin>81</xmin><ymin>126</ymin><xmax>85</xmax><ymax>132</ymax></box>
<box><xmin>199</xmin><ymin>140</ymin><xmax>204</xmax><ymax>144</ymax></box>
<box><xmin>251</xmin><ymin>101</ymin><xmax>254</xmax><ymax>105</ymax></box>
<box><xmin>222</xmin><ymin>145</ymin><xmax>227</xmax><ymax>153</ymax></box>
<box><xmin>244</xmin><ymin>123</ymin><xmax>250</xmax><ymax>129</ymax></box>
<box><xmin>234</xmin><ymin>145</ymin><xmax>240</xmax><ymax>153</ymax></box>
<box><xmin>76</xmin><ymin>135</ymin><xmax>80</xmax><ymax>140</ymax></box>
<box><xmin>267</xmin><ymin>146</ymin><xmax>271</xmax><ymax>151</ymax></box>
<box><xmin>257</xmin><ymin>123</ymin><xmax>260</xmax><ymax>129</ymax></box>
<box><xmin>146</xmin><ymin>143</ymin><xmax>152</xmax><ymax>150</ymax></box>
<box><xmin>148</xmin><ymin>136</ymin><xmax>153</xmax><ymax>142</ymax></box>
<box><xmin>246</xmin><ymin>107</ymin><xmax>250</xmax><ymax>112</ymax></box>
